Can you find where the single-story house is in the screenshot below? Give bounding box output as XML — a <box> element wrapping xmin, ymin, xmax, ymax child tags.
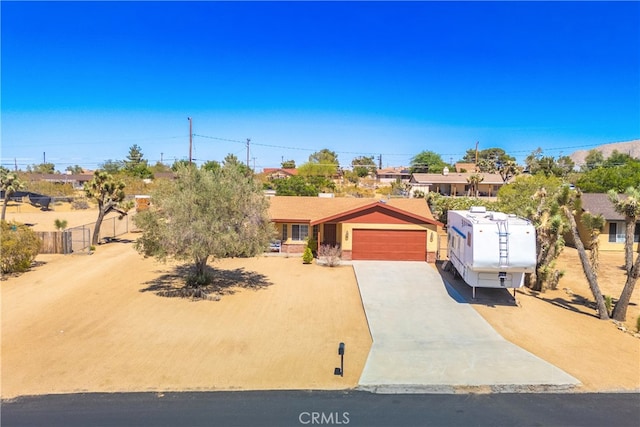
<box><xmin>34</xmin><ymin>173</ymin><xmax>94</xmax><ymax>190</ymax></box>
<box><xmin>376</xmin><ymin>167</ymin><xmax>411</xmax><ymax>185</ymax></box>
<box><xmin>409</xmin><ymin>172</ymin><xmax>507</xmax><ymax>197</ymax></box>
<box><xmin>268</xmin><ymin>196</ymin><xmax>443</xmax><ymax>262</ymax></box>
<box><xmin>263</xmin><ymin>168</ymin><xmax>298</xmax><ymax>180</ymax></box>
<box><xmin>574</xmin><ymin>193</ymin><xmax>639</xmax><ymax>251</ymax></box>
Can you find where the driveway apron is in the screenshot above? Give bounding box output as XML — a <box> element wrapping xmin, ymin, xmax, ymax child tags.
<box><xmin>353</xmin><ymin>261</ymin><xmax>580</xmax><ymax>393</ymax></box>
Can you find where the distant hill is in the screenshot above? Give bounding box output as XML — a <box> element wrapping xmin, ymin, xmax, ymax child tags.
<box><xmin>570</xmin><ymin>140</ymin><xmax>640</xmax><ymax>167</ymax></box>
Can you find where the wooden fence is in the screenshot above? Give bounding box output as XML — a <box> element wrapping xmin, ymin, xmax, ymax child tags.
<box><xmin>37</xmin><ymin>231</ymin><xmax>73</xmax><ymax>254</ymax></box>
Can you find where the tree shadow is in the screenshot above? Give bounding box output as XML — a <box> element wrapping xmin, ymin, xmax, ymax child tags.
<box><xmin>140</xmin><ymin>264</ymin><xmax>273</xmax><ymax>301</ymax></box>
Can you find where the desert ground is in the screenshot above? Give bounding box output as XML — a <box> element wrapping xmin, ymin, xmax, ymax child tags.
<box><xmin>2</xmin><ymin>203</ymin><xmax>639</xmax><ymax>398</ymax></box>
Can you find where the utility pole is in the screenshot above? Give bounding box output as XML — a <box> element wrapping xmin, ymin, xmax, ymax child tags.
<box><xmin>246</xmin><ymin>138</ymin><xmax>251</xmax><ymax>167</ymax></box>
<box><xmin>43</xmin><ymin>152</ymin><xmax>46</xmax><ymax>164</ymax></box>
<box><xmin>14</xmin><ymin>158</ymin><xmax>18</xmax><ymax>171</ymax></box>
<box><xmin>188</xmin><ymin>117</ymin><xmax>193</xmax><ymax>165</ymax></box>
<box><xmin>377</xmin><ymin>154</ymin><xmax>382</xmax><ymax>169</ymax></box>
<box><xmin>475</xmin><ymin>141</ymin><xmax>479</xmax><ymax>170</ymax></box>
<box><xmin>160</xmin><ymin>152</ymin><xmax>164</xmax><ymax>164</ymax></box>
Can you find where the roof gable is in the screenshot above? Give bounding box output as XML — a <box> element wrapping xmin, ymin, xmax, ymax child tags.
<box><xmin>268</xmin><ymin>196</ymin><xmax>442</xmax><ymax>226</ymax></box>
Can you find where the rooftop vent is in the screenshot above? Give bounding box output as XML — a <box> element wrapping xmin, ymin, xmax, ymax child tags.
<box><xmin>469</xmin><ymin>206</ymin><xmax>486</xmax><ymax>213</ymax></box>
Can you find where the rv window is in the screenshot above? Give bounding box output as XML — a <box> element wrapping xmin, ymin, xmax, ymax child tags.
<box><xmin>467</xmin><ymin>232</ymin><xmax>472</xmax><ymax>247</ymax></box>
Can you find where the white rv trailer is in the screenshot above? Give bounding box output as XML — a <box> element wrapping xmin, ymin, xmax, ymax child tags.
<box><xmin>447</xmin><ymin>206</ymin><xmax>536</xmax><ymax>298</ymax></box>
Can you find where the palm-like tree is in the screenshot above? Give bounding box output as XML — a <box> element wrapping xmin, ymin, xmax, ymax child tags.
<box><xmin>466</xmin><ymin>173</ymin><xmax>484</xmax><ymax>197</ymax></box>
<box><xmin>1</xmin><ymin>168</ymin><xmax>25</xmax><ymax>221</ymax></box>
<box><xmin>560</xmin><ymin>189</ymin><xmax>608</xmax><ymax>319</ymax></box>
<box><xmin>608</xmin><ymin>187</ymin><xmax>640</xmax><ymax>321</ymax></box>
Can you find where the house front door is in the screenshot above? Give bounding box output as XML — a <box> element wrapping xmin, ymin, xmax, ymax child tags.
<box><xmin>323</xmin><ymin>223</ymin><xmax>337</xmax><ymax>246</ymax></box>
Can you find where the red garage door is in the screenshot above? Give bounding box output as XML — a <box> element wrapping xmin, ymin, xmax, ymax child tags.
<box><xmin>352</xmin><ymin>229</ymin><xmax>426</xmax><ymax>261</ymax></box>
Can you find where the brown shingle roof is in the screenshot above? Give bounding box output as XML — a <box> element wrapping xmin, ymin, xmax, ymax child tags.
<box><xmin>580</xmin><ymin>193</ymin><xmax>626</xmax><ymax>220</ymax></box>
<box><xmin>268</xmin><ymin>196</ymin><xmax>439</xmax><ymax>224</ymax></box>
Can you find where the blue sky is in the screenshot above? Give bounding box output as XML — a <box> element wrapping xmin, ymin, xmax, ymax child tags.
<box><xmin>2</xmin><ymin>1</ymin><xmax>639</xmax><ymax>171</ymax></box>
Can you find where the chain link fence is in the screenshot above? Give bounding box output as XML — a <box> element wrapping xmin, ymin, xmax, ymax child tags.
<box><xmin>66</xmin><ymin>215</ymin><xmax>131</xmax><ymax>253</ymax></box>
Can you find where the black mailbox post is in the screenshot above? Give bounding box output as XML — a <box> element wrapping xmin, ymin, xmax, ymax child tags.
<box><xmin>335</xmin><ymin>342</ymin><xmax>345</xmax><ymax>377</ymax></box>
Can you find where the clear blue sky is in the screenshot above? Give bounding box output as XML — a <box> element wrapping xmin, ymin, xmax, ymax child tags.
<box><xmin>2</xmin><ymin>1</ymin><xmax>639</xmax><ymax>171</ymax></box>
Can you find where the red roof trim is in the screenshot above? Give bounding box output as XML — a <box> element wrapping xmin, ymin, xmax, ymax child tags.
<box><xmin>310</xmin><ymin>201</ymin><xmax>443</xmax><ymax>227</ymax></box>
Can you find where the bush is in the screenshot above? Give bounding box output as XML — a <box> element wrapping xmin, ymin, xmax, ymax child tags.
<box><xmin>604</xmin><ymin>295</ymin><xmax>613</xmax><ymax>317</ymax></box>
<box><xmin>302</xmin><ymin>247</ymin><xmax>314</xmax><ymax>264</ymax></box>
<box><xmin>318</xmin><ymin>244</ymin><xmax>342</xmax><ymax>267</ymax></box>
<box><xmin>71</xmin><ymin>198</ymin><xmax>90</xmax><ymax>210</ymax></box>
<box><xmin>1</xmin><ymin>221</ymin><xmax>41</xmax><ymax>274</ymax></box>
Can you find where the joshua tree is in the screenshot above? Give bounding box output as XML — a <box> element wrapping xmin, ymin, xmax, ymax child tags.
<box><xmin>1</xmin><ymin>167</ymin><xmax>24</xmax><ymax>221</ymax></box>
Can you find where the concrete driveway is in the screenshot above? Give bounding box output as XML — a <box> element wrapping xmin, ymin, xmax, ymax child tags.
<box><xmin>353</xmin><ymin>261</ymin><xmax>580</xmax><ymax>393</ymax></box>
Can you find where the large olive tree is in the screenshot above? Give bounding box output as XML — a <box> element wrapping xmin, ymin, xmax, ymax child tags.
<box><xmin>134</xmin><ymin>164</ymin><xmax>274</xmax><ymax>292</ymax></box>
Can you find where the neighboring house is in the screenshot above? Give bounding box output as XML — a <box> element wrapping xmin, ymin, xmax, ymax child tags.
<box><xmin>575</xmin><ymin>193</ymin><xmax>639</xmax><ymax>251</ymax></box>
<box><xmin>263</xmin><ymin>168</ymin><xmax>298</xmax><ymax>180</ymax></box>
<box><xmin>409</xmin><ymin>172</ymin><xmax>507</xmax><ymax>197</ymax></box>
<box><xmin>376</xmin><ymin>167</ymin><xmax>411</xmax><ymax>186</ymax></box>
<box><xmin>35</xmin><ymin>173</ymin><xmax>94</xmax><ymax>190</ymax></box>
<box><xmin>268</xmin><ymin>196</ymin><xmax>443</xmax><ymax>262</ymax></box>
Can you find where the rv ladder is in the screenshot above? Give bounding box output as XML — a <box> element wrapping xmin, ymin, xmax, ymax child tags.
<box><xmin>497</xmin><ymin>220</ymin><xmax>509</xmax><ymax>267</ymax></box>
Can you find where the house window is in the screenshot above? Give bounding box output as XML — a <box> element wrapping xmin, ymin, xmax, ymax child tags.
<box><xmin>292</xmin><ymin>224</ymin><xmax>309</xmax><ymax>241</ymax></box>
<box><xmin>608</xmin><ymin>222</ymin><xmax>639</xmax><ymax>243</ymax></box>
<box><xmin>282</xmin><ymin>224</ymin><xmax>288</xmax><ymax>241</ymax></box>
<box><xmin>312</xmin><ymin>225</ymin><xmax>319</xmax><ymax>241</ymax></box>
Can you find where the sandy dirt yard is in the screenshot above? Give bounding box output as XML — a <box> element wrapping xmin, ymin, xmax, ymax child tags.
<box><xmin>2</xmin><ymin>205</ymin><xmax>640</xmax><ymax>397</ymax></box>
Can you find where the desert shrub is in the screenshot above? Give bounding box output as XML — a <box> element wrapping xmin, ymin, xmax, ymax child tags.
<box><xmin>604</xmin><ymin>295</ymin><xmax>613</xmax><ymax>317</ymax></box>
<box><xmin>306</xmin><ymin>236</ymin><xmax>318</xmax><ymax>256</ymax></box>
<box><xmin>302</xmin><ymin>247</ymin><xmax>314</xmax><ymax>264</ymax></box>
<box><xmin>318</xmin><ymin>244</ymin><xmax>342</xmax><ymax>267</ymax></box>
<box><xmin>1</xmin><ymin>221</ymin><xmax>41</xmax><ymax>274</ymax></box>
<box><xmin>71</xmin><ymin>198</ymin><xmax>90</xmax><ymax>210</ymax></box>
<box><xmin>54</xmin><ymin>218</ymin><xmax>68</xmax><ymax>230</ymax></box>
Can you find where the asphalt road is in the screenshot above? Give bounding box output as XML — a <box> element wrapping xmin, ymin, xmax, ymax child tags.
<box><xmin>2</xmin><ymin>391</ymin><xmax>639</xmax><ymax>427</ymax></box>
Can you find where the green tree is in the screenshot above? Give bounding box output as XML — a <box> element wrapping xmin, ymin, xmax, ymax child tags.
<box><xmin>1</xmin><ymin>167</ymin><xmax>25</xmax><ymax>221</ymax></box>
<box><xmin>467</xmin><ymin>148</ymin><xmax>518</xmax><ymax>181</ymax></box>
<box><xmin>299</xmin><ymin>149</ymin><xmax>339</xmax><ymax>178</ymax></box>
<box><xmin>281</xmin><ymin>159</ymin><xmax>296</xmax><ymax>169</ymax></box>
<box><xmin>608</xmin><ymin>187</ymin><xmax>640</xmax><ymax>321</ymax></box>
<box><xmin>171</xmin><ymin>159</ymin><xmax>192</xmax><ymax>171</ymax></box>
<box><xmin>1</xmin><ymin>221</ymin><xmax>41</xmax><ymax>274</ymax></box>
<box><xmin>133</xmin><ymin>164</ymin><xmax>273</xmax><ymax>293</ymax></box>
<box><xmin>581</xmin><ymin>149</ymin><xmax>604</xmax><ymax>172</ymax></box>
<box><xmin>202</xmin><ymin>160</ymin><xmax>221</xmax><ymax>174</ymax></box>
<box><xmin>123</xmin><ymin>144</ymin><xmax>153</xmax><ymax>179</ymax></box>
<box><xmin>497</xmin><ymin>174</ymin><xmax>563</xmax><ymax>217</ymax></box>
<box><xmin>351</xmin><ymin>156</ymin><xmax>376</xmax><ymax>178</ymax></box>
<box><xmin>100</xmin><ymin>159</ymin><xmax>124</xmax><ymax>174</ymax></box>
<box><xmin>274</xmin><ymin>176</ymin><xmax>319</xmax><ymax>196</ymax></box>
<box><xmin>84</xmin><ymin>171</ymin><xmax>129</xmax><ymax>245</ymax></box>
<box><xmin>27</xmin><ymin>163</ymin><xmax>56</xmax><ymax>174</ymax></box>
<box><xmin>410</xmin><ymin>150</ymin><xmax>447</xmax><ymax>174</ymax></box>
<box><xmin>66</xmin><ymin>165</ymin><xmax>84</xmax><ymax>175</ymax></box>
<box><xmin>223</xmin><ymin>154</ymin><xmax>253</xmax><ymax>176</ymax></box>
<box><xmin>576</xmin><ymin>157</ymin><xmax>640</xmax><ymax>193</ymax></box>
